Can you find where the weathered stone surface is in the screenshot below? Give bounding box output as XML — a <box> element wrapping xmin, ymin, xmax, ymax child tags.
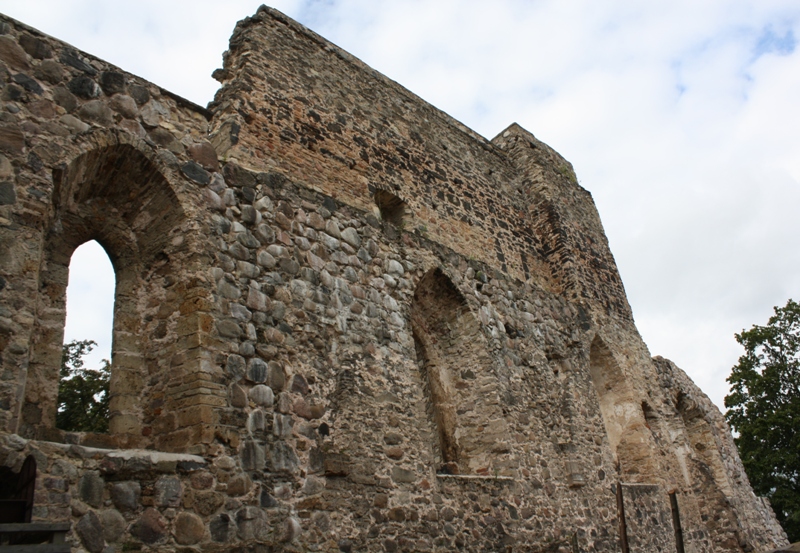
<box><xmin>60</xmin><ymin>48</ymin><xmax>96</xmax><ymax>74</ymax></box>
<box><xmin>129</xmin><ymin>83</ymin><xmax>150</xmax><ymax>105</ymax></box>
<box><xmin>267</xmin><ymin>362</ymin><xmax>285</xmax><ymax>391</ymax></box>
<box><xmin>28</xmin><ymin>99</ymin><xmax>57</xmax><ymax>119</ymax></box>
<box><xmin>0</xmin><ymin>125</ymin><xmax>24</xmax><ymax>155</ymax></box>
<box><xmin>12</xmin><ymin>73</ymin><xmax>43</xmax><ymax>94</ymax></box>
<box><xmin>99</xmin><ymin>509</ymin><xmax>127</xmax><ymax>543</ymax></box>
<box><xmin>280</xmin><ymin>517</ymin><xmax>302</xmax><ymax>542</ymax></box>
<box><xmin>188</xmin><ymin>140</ymin><xmax>220</xmax><ymax>172</ymax></box>
<box><xmin>323</xmin><ymin>453</ymin><xmax>350</xmax><ymax>477</ymax></box>
<box><xmin>240</xmin><ymin>440</ymin><xmax>265</xmax><ymax>471</ymax></box>
<box><xmin>132</xmin><ymin>507</ymin><xmax>167</xmax><ymax>545</ymax></box>
<box><xmin>149</xmin><ymin>127</ymin><xmax>183</xmax><ymax>153</ymax></box>
<box><xmin>52</xmin><ymin>86</ymin><xmax>78</xmax><ymax>111</ymax></box>
<box><xmin>236</xmin><ymin>505</ymin><xmax>270</xmax><ymax>541</ymax></box>
<box><xmin>217</xmin><ymin>319</ymin><xmax>242</xmax><ymax>338</ymax></box>
<box><xmin>174</xmin><ymin>511</ymin><xmax>205</xmax><ymax>545</ymax></box>
<box><xmin>78</xmin><ymin>100</ymin><xmax>114</xmax><ymax>126</ymax></box>
<box><xmin>249</xmin><ymin>384</ymin><xmax>274</xmax><ymax>406</ymax></box>
<box><xmin>246</xmin><ymin>358</ymin><xmax>268</xmax><ymax>383</ymax></box>
<box><xmin>19</xmin><ymin>34</ymin><xmax>52</xmax><ymax>59</ymax></box>
<box><xmin>223</xmin><ymin>162</ymin><xmax>256</xmax><ymax>188</ymax></box>
<box><xmin>2</xmin><ymin>83</ymin><xmax>23</xmax><ymax>102</ymax></box>
<box><xmin>241</xmin><ymin>205</ymin><xmax>261</xmax><ymax>225</ymax></box>
<box><xmin>34</xmin><ymin>60</ymin><xmax>63</xmax><ymax>84</ymax></box>
<box><xmin>140</xmin><ymin>101</ymin><xmax>165</xmax><ymax>127</ymax></box>
<box><xmin>231</xmin><ymin>383</ymin><xmax>247</xmax><ymax>408</ymax></box>
<box><xmin>227</xmin><ymin>473</ymin><xmax>252</xmax><ymax>496</ymax></box>
<box><xmin>119</xmin><ymin>118</ymin><xmax>146</xmax><ymax>138</ymax></box>
<box><xmin>210</xmin><ymin>513</ymin><xmax>235</xmax><ymax>542</ymax></box>
<box><xmin>290</xmin><ymin>374</ymin><xmax>309</xmax><ymax>395</ymax></box>
<box><xmin>341</xmin><ymin>227</ymin><xmax>361</xmax><ymax>248</ymax></box>
<box><xmin>0</xmin><ymin>36</ymin><xmax>29</xmax><ymax>70</ymax></box>
<box><xmin>109</xmin><ymin>94</ymin><xmax>138</xmax><ymax>118</ymax></box>
<box><xmin>190</xmin><ymin>470</ymin><xmax>214</xmax><ymax>490</ymax></box>
<box><xmin>154</xmin><ymin>475</ymin><xmax>182</xmax><ymax>507</ymax></box>
<box><xmin>391</xmin><ymin>466</ymin><xmax>416</xmax><ymax>484</ymax></box>
<box><xmin>0</xmin><ymin>182</ymin><xmax>15</xmax><ymax>205</ymax></box>
<box><xmin>193</xmin><ymin>489</ymin><xmax>225</xmax><ymax>516</ymax></box>
<box><xmin>59</xmin><ymin>114</ymin><xmax>90</xmax><ymax>133</ymax></box>
<box><xmin>100</xmin><ymin>71</ymin><xmax>126</xmax><ymax>95</ymax></box>
<box><xmin>79</xmin><ymin>471</ymin><xmax>104</xmax><ymax>508</ymax></box>
<box><xmin>0</xmin><ymin>8</ymin><xmax>788</xmax><ymax>553</ymax></box>
<box><xmin>111</xmin><ymin>481</ymin><xmax>140</xmax><ymax>511</ymax></box>
<box><xmin>68</xmin><ymin>75</ymin><xmax>100</xmax><ymax>99</ymax></box>
<box><xmin>226</xmin><ymin>354</ymin><xmax>246</xmax><ymax>379</ymax></box>
<box><xmin>76</xmin><ymin>510</ymin><xmax>105</xmax><ymax>553</ymax></box>
<box><xmin>386</xmin><ymin>259</ymin><xmax>404</xmax><ymax>275</ymax></box>
<box><xmin>270</xmin><ymin>441</ymin><xmax>299</xmax><ymax>472</ymax></box>
<box><xmin>181</xmin><ymin>160</ymin><xmax>211</xmax><ymax>185</ymax></box>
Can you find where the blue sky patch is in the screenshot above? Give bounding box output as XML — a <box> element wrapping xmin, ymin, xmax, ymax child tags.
<box><xmin>754</xmin><ymin>25</ymin><xmax>796</xmax><ymax>58</ymax></box>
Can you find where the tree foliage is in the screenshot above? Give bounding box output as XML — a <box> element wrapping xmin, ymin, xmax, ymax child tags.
<box><xmin>725</xmin><ymin>299</ymin><xmax>800</xmax><ymax>542</ymax></box>
<box><xmin>57</xmin><ymin>339</ymin><xmax>110</xmax><ymax>433</ymax></box>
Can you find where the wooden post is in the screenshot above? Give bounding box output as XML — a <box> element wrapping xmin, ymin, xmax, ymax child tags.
<box><xmin>669</xmin><ymin>491</ymin><xmax>685</xmax><ymax>553</ymax></box>
<box><xmin>616</xmin><ymin>483</ymin><xmax>630</xmax><ymax>553</ymax></box>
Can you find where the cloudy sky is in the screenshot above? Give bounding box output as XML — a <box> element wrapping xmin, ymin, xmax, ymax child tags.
<box><xmin>3</xmin><ymin>1</ymin><xmax>799</xmax><ymax>411</ymax></box>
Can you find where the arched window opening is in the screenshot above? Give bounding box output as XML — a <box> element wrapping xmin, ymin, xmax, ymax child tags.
<box><xmin>588</xmin><ymin>336</ymin><xmax>656</xmax><ymax>481</ymax></box>
<box><xmin>374</xmin><ymin>190</ymin><xmax>407</xmax><ymax>236</ymax></box>
<box><xmin>21</xmin><ymin>141</ymin><xmax>191</xmax><ymax>450</ymax></box>
<box><xmin>57</xmin><ymin>241</ymin><xmax>115</xmax><ymax>433</ymax></box>
<box><xmin>411</xmin><ymin>268</ymin><xmax>508</xmax><ymax>475</ymax></box>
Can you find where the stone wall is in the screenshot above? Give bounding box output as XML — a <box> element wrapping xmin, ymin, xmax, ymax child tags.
<box><xmin>619</xmin><ymin>483</ymin><xmax>677</xmax><ymax>553</ymax></box>
<box><xmin>0</xmin><ymin>6</ymin><xmax>789</xmax><ymax>552</ymax></box>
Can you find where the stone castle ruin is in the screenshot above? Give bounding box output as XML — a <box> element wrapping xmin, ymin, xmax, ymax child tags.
<box><xmin>0</xmin><ymin>6</ymin><xmax>790</xmax><ymax>552</ymax></box>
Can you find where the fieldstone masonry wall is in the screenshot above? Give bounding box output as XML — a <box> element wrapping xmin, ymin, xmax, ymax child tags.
<box><xmin>0</xmin><ymin>6</ymin><xmax>790</xmax><ymax>552</ymax></box>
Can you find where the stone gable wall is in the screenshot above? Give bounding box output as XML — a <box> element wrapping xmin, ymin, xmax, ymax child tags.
<box><xmin>0</xmin><ymin>7</ymin><xmax>788</xmax><ymax>553</ymax></box>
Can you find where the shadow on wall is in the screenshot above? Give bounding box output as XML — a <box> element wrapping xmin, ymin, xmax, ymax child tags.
<box><xmin>410</xmin><ymin>267</ymin><xmax>509</xmax><ymax>475</ymax></box>
<box><xmin>589</xmin><ymin>336</ymin><xmax>657</xmax><ymax>482</ymax></box>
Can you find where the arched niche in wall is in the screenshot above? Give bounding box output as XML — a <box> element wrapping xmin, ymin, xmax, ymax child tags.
<box><xmin>676</xmin><ymin>392</ymin><xmax>735</xmax><ymax>497</ymax></box>
<box><xmin>588</xmin><ymin>336</ymin><xmax>657</xmax><ymax>481</ymax></box>
<box><xmin>20</xmin><ymin>138</ymin><xmax>186</xmax><ymax>447</ymax></box>
<box><xmin>410</xmin><ymin>267</ymin><xmax>508</xmax><ymax>475</ymax></box>
<box><xmin>676</xmin><ymin>392</ymin><xmax>741</xmax><ymax>551</ymax></box>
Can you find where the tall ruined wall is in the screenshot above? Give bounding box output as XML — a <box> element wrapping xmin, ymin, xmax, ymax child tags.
<box><xmin>0</xmin><ymin>15</ymin><xmax>221</xmax><ymax>450</ymax></box>
<box><xmin>208</xmin><ymin>8</ymin><xmax>556</xmax><ymax>293</ymax></box>
<box><xmin>0</xmin><ymin>6</ymin><xmax>788</xmax><ymax>553</ymax></box>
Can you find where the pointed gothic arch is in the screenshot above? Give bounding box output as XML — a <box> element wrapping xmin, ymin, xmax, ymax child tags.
<box><xmin>588</xmin><ymin>336</ymin><xmax>657</xmax><ymax>481</ymax></box>
<box><xmin>410</xmin><ymin>267</ymin><xmax>508</xmax><ymax>474</ymax></box>
<box><xmin>675</xmin><ymin>391</ymin><xmax>743</xmax><ymax>551</ymax></box>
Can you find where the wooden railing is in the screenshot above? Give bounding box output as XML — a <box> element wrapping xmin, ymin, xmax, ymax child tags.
<box><xmin>0</xmin><ymin>522</ymin><xmax>71</xmax><ymax>552</ymax></box>
<box><xmin>0</xmin><ymin>455</ymin><xmax>71</xmax><ymax>551</ymax></box>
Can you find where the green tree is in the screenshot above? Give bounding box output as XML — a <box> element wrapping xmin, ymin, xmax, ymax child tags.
<box><xmin>57</xmin><ymin>339</ymin><xmax>110</xmax><ymax>433</ymax></box>
<box><xmin>725</xmin><ymin>299</ymin><xmax>800</xmax><ymax>542</ymax></box>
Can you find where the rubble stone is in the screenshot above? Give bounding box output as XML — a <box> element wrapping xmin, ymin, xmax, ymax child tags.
<box><xmin>0</xmin><ymin>7</ymin><xmax>788</xmax><ymax>553</ymax></box>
